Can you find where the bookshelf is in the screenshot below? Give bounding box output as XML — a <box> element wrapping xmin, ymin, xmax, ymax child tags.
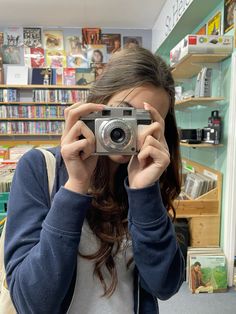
<box><xmin>0</xmin><ymin>84</ymin><xmax>90</xmax><ymax>147</ymax></box>
<box><xmin>174</xmin><ymin>158</ymin><xmax>222</xmax><ymax>247</ymax></box>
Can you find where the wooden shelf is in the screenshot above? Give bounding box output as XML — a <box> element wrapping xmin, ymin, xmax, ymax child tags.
<box><xmin>174</xmin><ymin>158</ymin><xmax>222</xmax><ymax>247</ymax></box>
<box><xmin>171</xmin><ymin>53</ymin><xmax>231</xmax><ymax>80</ymax></box>
<box><xmin>0</xmin><ymin>134</ymin><xmax>62</xmax><ymax>137</ymax></box>
<box><xmin>175</xmin><ymin>97</ymin><xmax>224</xmax><ymax>109</ymax></box>
<box><xmin>0</xmin><ymin>139</ymin><xmax>60</xmax><ymax>146</ymax></box>
<box><xmin>0</xmin><ymin>118</ymin><xmax>64</xmax><ymax>121</ymax></box>
<box><xmin>0</xmin><ymin>84</ymin><xmax>90</xmax><ymax>89</ymax></box>
<box><xmin>180</xmin><ymin>142</ymin><xmax>223</xmax><ymax>148</ymax></box>
<box><xmin>0</xmin><ymin>102</ymin><xmax>73</xmax><ymax>105</ymax></box>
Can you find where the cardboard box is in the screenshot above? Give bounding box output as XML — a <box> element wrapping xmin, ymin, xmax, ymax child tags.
<box><xmin>170</xmin><ymin>35</ymin><xmax>233</xmax><ymax>67</ymax></box>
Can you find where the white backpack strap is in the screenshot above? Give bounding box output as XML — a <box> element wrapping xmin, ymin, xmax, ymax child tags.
<box><xmin>36</xmin><ymin>148</ymin><xmax>56</xmax><ymax>199</ymax></box>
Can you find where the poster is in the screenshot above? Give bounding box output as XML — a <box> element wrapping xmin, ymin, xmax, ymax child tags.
<box><xmin>207</xmin><ymin>12</ymin><xmax>221</xmax><ymax>35</ymax></box>
<box><xmin>224</xmin><ymin>0</ymin><xmax>236</xmax><ymax>33</ymax></box>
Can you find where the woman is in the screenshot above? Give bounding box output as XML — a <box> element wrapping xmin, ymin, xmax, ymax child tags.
<box><xmin>5</xmin><ymin>47</ymin><xmax>184</xmax><ymax>313</ymax></box>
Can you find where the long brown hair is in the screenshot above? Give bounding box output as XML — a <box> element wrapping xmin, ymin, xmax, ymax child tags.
<box><xmin>81</xmin><ymin>47</ymin><xmax>182</xmax><ymax>296</ymax></box>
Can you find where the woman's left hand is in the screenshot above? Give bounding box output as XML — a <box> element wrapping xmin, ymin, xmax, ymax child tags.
<box><xmin>128</xmin><ymin>102</ymin><xmax>170</xmax><ymax>189</ymax></box>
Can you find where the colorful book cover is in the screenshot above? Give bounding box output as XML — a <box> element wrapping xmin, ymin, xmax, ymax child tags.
<box><xmin>189</xmin><ymin>254</ymin><xmax>227</xmax><ymax>294</ymax></box>
<box><xmin>86</xmin><ymin>44</ymin><xmax>107</xmax><ymax>66</ymax></box>
<box><xmin>43</xmin><ymin>30</ymin><xmax>64</xmax><ymax>50</ymax></box>
<box><xmin>31</xmin><ymin>47</ymin><xmax>45</xmax><ymax>68</ymax></box>
<box><xmin>65</xmin><ymin>35</ymin><xmax>82</xmax><ymax>55</ymax></box>
<box><xmin>101</xmin><ymin>33</ymin><xmax>121</xmax><ymax>54</ymax></box>
<box><xmin>23</xmin><ymin>27</ymin><xmax>42</xmax><ymax>48</ymax></box>
<box><xmin>75</xmin><ymin>68</ymin><xmax>95</xmax><ymax>86</ymax></box>
<box><xmin>67</xmin><ymin>54</ymin><xmax>89</xmax><ymax>68</ymax></box>
<box><xmin>224</xmin><ymin>0</ymin><xmax>235</xmax><ymax>33</ymax></box>
<box><xmin>55</xmin><ymin>68</ymin><xmax>63</xmax><ymax>85</ymax></box>
<box><xmin>46</xmin><ymin>50</ymin><xmax>66</xmax><ymax>68</ymax></box>
<box><xmin>4</xmin><ymin>27</ymin><xmax>23</xmax><ymax>47</ymax></box>
<box><xmin>207</xmin><ymin>11</ymin><xmax>222</xmax><ymax>35</ymax></box>
<box><xmin>82</xmin><ymin>28</ymin><xmax>101</xmax><ymax>45</ymax></box>
<box><xmin>1</xmin><ymin>45</ymin><xmax>21</xmax><ymax>64</ymax></box>
<box><xmin>63</xmin><ymin>68</ymin><xmax>76</xmax><ymax>85</ymax></box>
<box><xmin>24</xmin><ymin>47</ymin><xmax>45</xmax><ymax>68</ymax></box>
<box><xmin>31</xmin><ymin>68</ymin><xmax>51</xmax><ymax>85</ymax></box>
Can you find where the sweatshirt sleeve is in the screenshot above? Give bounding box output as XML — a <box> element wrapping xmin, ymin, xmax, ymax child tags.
<box><xmin>4</xmin><ymin>149</ymin><xmax>92</xmax><ymax>314</ymax></box>
<box><xmin>125</xmin><ymin>179</ymin><xmax>184</xmax><ymax>300</ymax></box>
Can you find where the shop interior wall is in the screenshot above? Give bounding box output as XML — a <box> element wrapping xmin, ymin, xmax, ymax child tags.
<box><xmin>155</xmin><ymin>0</ymin><xmax>233</xmax><ymax>248</ymax></box>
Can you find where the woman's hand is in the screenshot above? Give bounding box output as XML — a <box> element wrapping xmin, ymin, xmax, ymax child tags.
<box><xmin>61</xmin><ymin>102</ymin><xmax>104</xmax><ymax>194</ymax></box>
<box><xmin>127</xmin><ymin>102</ymin><xmax>170</xmax><ymax>189</ymax></box>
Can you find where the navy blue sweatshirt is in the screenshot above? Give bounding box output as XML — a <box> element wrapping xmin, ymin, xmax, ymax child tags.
<box><xmin>4</xmin><ymin>147</ymin><xmax>184</xmax><ymax>313</ymax></box>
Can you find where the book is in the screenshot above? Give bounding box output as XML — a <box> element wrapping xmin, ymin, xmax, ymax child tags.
<box><xmin>87</xmin><ymin>44</ymin><xmax>107</xmax><ymax>66</ymax></box>
<box><xmin>101</xmin><ymin>33</ymin><xmax>121</xmax><ymax>54</ymax></box>
<box><xmin>46</xmin><ymin>50</ymin><xmax>66</xmax><ymax>68</ymax></box>
<box><xmin>43</xmin><ymin>30</ymin><xmax>64</xmax><ymax>50</ymax></box>
<box><xmin>75</xmin><ymin>68</ymin><xmax>95</xmax><ymax>86</ymax></box>
<box><xmin>189</xmin><ymin>253</ymin><xmax>227</xmax><ymax>293</ymax></box>
<box><xmin>6</xmin><ymin>65</ymin><xmax>28</xmax><ymax>85</ymax></box>
<box><xmin>3</xmin><ymin>27</ymin><xmax>23</xmax><ymax>47</ymax></box>
<box><xmin>31</xmin><ymin>68</ymin><xmax>52</xmax><ymax>85</ymax></box>
<box><xmin>23</xmin><ymin>27</ymin><xmax>42</xmax><ymax>48</ymax></box>
<box><xmin>82</xmin><ymin>28</ymin><xmax>101</xmax><ymax>45</ymax></box>
<box><xmin>1</xmin><ymin>45</ymin><xmax>21</xmax><ymax>64</ymax></box>
<box><xmin>63</xmin><ymin>68</ymin><xmax>76</xmax><ymax>85</ymax></box>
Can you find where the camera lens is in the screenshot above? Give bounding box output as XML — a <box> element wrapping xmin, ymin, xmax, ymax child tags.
<box><xmin>110</xmin><ymin>128</ymin><xmax>125</xmax><ymax>143</ymax></box>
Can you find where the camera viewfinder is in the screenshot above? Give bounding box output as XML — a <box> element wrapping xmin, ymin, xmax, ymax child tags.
<box><xmin>123</xmin><ymin>110</ymin><xmax>132</xmax><ymax>116</ymax></box>
<box><xmin>102</xmin><ymin>110</ymin><xmax>111</xmax><ymax>116</ymax></box>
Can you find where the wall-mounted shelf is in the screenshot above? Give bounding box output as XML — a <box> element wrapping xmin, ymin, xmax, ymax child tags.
<box><xmin>171</xmin><ymin>53</ymin><xmax>231</xmax><ymax>80</ymax></box>
<box><xmin>180</xmin><ymin>142</ymin><xmax>223</xmax><ymax>148</ymax></box>
<box><xmin>175</xmin><ymin>97</ymin><xmax>225</xmax><ymax>110</ymax></box>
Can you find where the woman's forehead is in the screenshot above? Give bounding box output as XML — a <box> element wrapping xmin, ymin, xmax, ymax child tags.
<box><xmin>107</xmin><ymin>86</ymin><xmax>170</xmax><ymax>118</ymax></box>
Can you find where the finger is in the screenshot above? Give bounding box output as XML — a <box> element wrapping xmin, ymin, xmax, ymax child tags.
<box><xmin>62</xmin><ymin>120</ymin><xmax>95</xmax><ymax>146</ymax></box>
<box><xmin>137</xmin><ymin>122</ymin><xmax>163</xmax><ymax>150</ymax></box>
<box><xmin>143</xmin><ymin>102</ymin><xmax>165</xmax><ymax>127</ymax></box>
<box><xmin>61</xmin><ymin>139</ymin><xmax>94</xmax><ymax>161</ymax></box>
<box><xmin>64</xmin><ymin>102</ymin><xmax>82</xmax><ymax>120</ymax></box>
<box><xmin>64</xmin><ymin>103</ymin><xmax>105</xmax><ymax>136</ymax></box>
<box><xmin>137</xmin><ymin>145</ymin><xmax>170</xmax><ymax>169</ymax></box>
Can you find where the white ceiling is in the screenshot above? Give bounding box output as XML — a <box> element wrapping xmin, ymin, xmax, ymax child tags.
<box><xmin>0</xmin><ymin>0</ymin><xmax>166</xmax><ymax>29</ymax></box>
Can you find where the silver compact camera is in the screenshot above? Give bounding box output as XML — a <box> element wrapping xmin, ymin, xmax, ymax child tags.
<box><xmin>81</xmin><ymin>107</ymin><xmax>152</xmax><ymax>155</ymax></box>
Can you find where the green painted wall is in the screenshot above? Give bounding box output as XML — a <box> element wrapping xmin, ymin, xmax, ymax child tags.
<box><xmin>156</xmin><ymin>0</ymin><xmax>234</xmax><ymax>246</ymax></box>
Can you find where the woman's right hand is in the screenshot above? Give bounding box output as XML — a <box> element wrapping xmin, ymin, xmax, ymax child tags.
<box><xmin>61</xmin><ymin>102</ymin><xmax>105</xmax><ymax>194</ymax></box>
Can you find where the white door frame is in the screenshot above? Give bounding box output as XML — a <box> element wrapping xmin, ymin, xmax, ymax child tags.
<box><xmin>223</xmin><ymin>52</ymin><xmax>236</xmax><ymax>286</ymax></box>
